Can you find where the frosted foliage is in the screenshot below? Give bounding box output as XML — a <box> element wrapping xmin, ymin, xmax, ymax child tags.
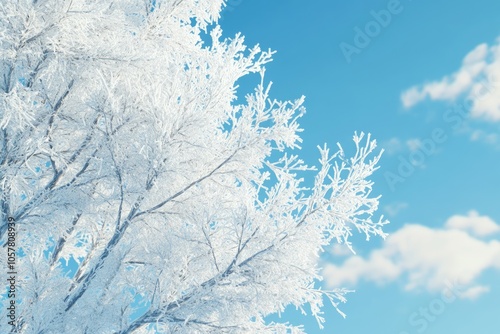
<box><xmin>0</xmin><ymin>1</ymin><xmax>388</xmax><ymax>333</ymax></box>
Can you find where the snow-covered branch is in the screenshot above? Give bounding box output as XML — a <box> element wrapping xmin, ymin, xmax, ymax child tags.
<box><xmin>0</xmin><ymin>1</ymin><xmax>388</xmax><ymax>333</ymax></box>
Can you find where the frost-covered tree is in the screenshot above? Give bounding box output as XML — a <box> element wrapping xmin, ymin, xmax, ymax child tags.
<box><xmin>0</xmin><ymin>1</ymin><xmax>388</xmax><ymax>333</ymax></box>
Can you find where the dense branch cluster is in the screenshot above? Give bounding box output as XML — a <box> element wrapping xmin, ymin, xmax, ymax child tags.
<box><xmin>0</xmin><ymin>1</ymin><xmax>388</xmax><ymax>333</ymax></box>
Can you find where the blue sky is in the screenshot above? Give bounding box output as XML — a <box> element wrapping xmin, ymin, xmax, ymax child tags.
<box><xmin>220</xmin><ymin>1</ymin><xmax>500</xmax><ymax>333</ymax></box>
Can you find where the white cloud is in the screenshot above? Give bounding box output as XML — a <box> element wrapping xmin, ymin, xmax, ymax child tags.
<box><xmin>323</xmin><ymin>250</ymin><xmax>402</xmax><ymax>287</ymax></box>
<box><xmin>401</xmin><ymin>38</ymin><xmax>500</xmax><ymax>122</ymax></box>
<box><xmin>401</xmin><ymin>86</ymin><xmax>426</xmax><ymax>109</ymax></box>
<box><xmin>322</xmin><ymin>211</ymin><xmax>500</xmax><ymax>298</ymax></box>
<box><xmin>445</xmin><ymin>210</ymin><xmax>500</xmax><ymax>237</ymax></box>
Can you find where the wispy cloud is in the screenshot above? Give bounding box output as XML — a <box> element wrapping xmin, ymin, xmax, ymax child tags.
<box><xmin>401</xmin><ymin>38</ymin><xmax>500</xmax><ymax>122</ymax></box>
<box><xmin>460</xmin><ymin>285</ymin><xmax>490</xmax><ymax>300</ymax></box>
<box><xmin>328</xmin><ymin>243</ymin><xmax>354</xmax><ymax>257</ymax></box>
<box><xmin>381</xmin><ymin>137</ymin><xmax>423</xmax><ymax>156</ymax></box>
<box><xmin>322</xmin><ymin>211</ymin><xmax>500</xmax><ymax>299</ymax></box>
<box><xmin>384</xmin><ymin>201</ymin><xmax>408</xmax><ymax>217</ymax></box>
<box><xmin>470</xmin><ymin>129</ymin><xmax>500</xmax><ymax>148</ymax></box>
